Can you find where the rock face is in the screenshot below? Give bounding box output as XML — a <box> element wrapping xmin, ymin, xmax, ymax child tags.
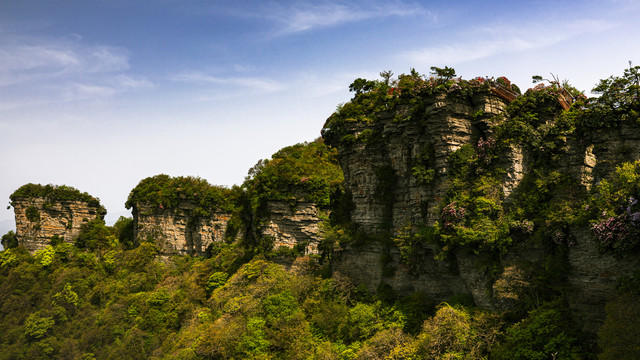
<box><xmin>262</xmin><ymin>201</ymin><xmax>323</xmax><ymax>254</ymax></box>
<box><xmin>132</xmin><ymin>201</ymin><xmax>231</xmax><ymax>256</ymax></box>
<box><xmin>323</xmin><ymin>90</ymin><xmax>640</xmax><ymax>334</ymax></box>
<box><xmin>12</xmin><ymin>198</ymin><xmax>103</xmax><ymax>252</ymax></box>
<box><xmin>327</xmin><ymin>93</ymin><xmax>510</xmax><ymax>233</ymax></box>
<box><xmin>325</xmin><ymin>92</ymin><xmax>515</xmax><ymax>307</ymax></box>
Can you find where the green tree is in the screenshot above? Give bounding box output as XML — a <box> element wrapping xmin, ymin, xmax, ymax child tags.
<box><xmin>75</xmin><ymin>219</ymin><xmax>110</xmax><ymax>250</ymax></box>
<box><xmin>581</xmin><ymin>63</ymin><xmax>640</xmax><ymax>128</ymax></box>
<box><xmin>430</xmin><ymin>66</ymin><xmax>456</xmax><ymax>80</ymax></box>
<box><xmin>112</xmin><ymin>216</ymin><xmax>135</xmax><ymax>249</ymax></box>
<box><xmin>1</xmin><ymin>230</ymin><xmax>18</xmax><ymax>249</ymax></box>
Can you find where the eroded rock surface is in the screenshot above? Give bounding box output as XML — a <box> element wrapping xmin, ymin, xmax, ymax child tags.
<box><xmin>262</xmin><ymin>201</ymin><xmax>323</xmax><ymax>255</ymax></box>
<box><xmin>132</xmin><ymin>201</ymin><xmax>230</xmax><ymax>256</ymax></box>
<box><xmin>323</xmin><ymin>90</ymin><xmax>640</xmax><ymax>334</ymax></box>
<box><xmin>13</xmin><ymin>198</ymin><xmax>103</xmax><ymax>252</ymax></box>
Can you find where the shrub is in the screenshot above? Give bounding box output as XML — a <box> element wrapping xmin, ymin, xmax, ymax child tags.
<box><xmin>1</xmin><ymin>230</ymin><xmax>18</xmax><ymax>249</ymax></box>
<box><xmin>25</xmin><ymin>206</ymin><xmax>40</xmax><ymax>223</ymax></box>
<box><xmin>493</xmin><ymin>301</ymin><xmax>581</xmax><ymax>360</ymax></box>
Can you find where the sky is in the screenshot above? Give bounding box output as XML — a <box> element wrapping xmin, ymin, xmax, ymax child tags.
<box><xmin>2</xmin><ymin>0</ymin><xmax>640</xmax><ymax>233</ymax></box>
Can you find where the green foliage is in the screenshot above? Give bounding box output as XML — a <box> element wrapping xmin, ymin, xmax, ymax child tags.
<box><xmin>112</xmin><ymin>216</ymin><xmax>136</xmax><ymax>249</ymax></box>
<box><xmin>23</xmin><ymin>313</ymin><xmax>55</xmax><ymax>340</ymax></box>
<box><xmin>322</xmin><ymin>68</ymin><xmax>517</xmax><ymax>147</ymax></box>
<box><xmin>493</xmin><ymin>301</ymin><xmax>582</xmax><ymax>359</ymax></box>
<box><xmin>430</xmin><ymin>66</ymin><xmax>456</xmax><ymax>80</ymax></box>
<box><xmin>34</xmin><ymin>245</ymin><xmax>56</xmax><ymax>267</ymax></box>
<box><xmin>1</xmin><ymin>230</ymin><xmax>18</xmax><ymax>249</ymax></box>
<box><xmin>496</xmin><ymin>82</ymin><xmax>576</xmax><ymax>158</ymax></box>
<box><xmin>25</xmin><ymin>206</ymin><xmax>40</xmax><ymax>223</ymax></box>
<box><xmin>126</xmin><ymin>174</ymin><xmax>234</xmax><ymax>215</ymax></box>
<box><xmin>598</xmin><ymin>293</ymin><xmax>640</xmax><ymax>360</ymax></box>
<box><xmin>240</xmin><ymin>139</ymin><xmax>344</xmax><ymax>253</ymax></box>
<box><xmin>411</xmin><ymin>144</ymin><xmax>436</xmax><ymax>185</ymax></box>
<box><xmin>75</xmin><ymin>219</ymin><xmax>111</xmax><ymax>251</ymax></box>
<box><xmin>387</xmin><ymin>303</ymin><xmax>502</xmax><ymax>359</ymax></box>
<box><xmin>349</xmin><ymin>78</ymin><xmax>378</xmax><ymax>95</ymax></box>
<box><xmin>587</xmin><ymin>161</ymin><xmax>640</xmax><ymax>256</ymax></box>
<box><xmin>243</xmin><ymin>138</ymin><xmax>343</xmax><ymax>208</ymax></box>
<box><xmin>10</xmin><ymin>183</ymin><xmax>105</xmax><ymax>215</ymax></box>
<box><xmin>206</xmin><ymin>271</ymin><xmax>228</xmax><ymax>293</ymax></box>
<box><xmin>580</xmin><ymin>64</ymin><xmax>640</xmax><ymax>129</ymax></box>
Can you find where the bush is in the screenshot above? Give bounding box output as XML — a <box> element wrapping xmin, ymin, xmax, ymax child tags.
<box><xmin>1</xmin><ymin>230</ymin><xmax>18</xmax><ymax>249</ymax></box>
<box><xmin>493</xmin><ymin>301</ymin><xmax>581</xmax><ymax>360</ymax></box>
<box><xmin>75</xmin><ymin>219</ymin><xmax>111</xmax><ymax>251</ymax></box>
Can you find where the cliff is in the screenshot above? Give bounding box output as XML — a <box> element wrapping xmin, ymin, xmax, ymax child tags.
<box><xmin>9</xmin><ymin>184</ymin><xmax>105</xmax><ymax>252</ymax></box>
<box><xmin>262</xmin><ymin>201</ymin><xmax>323</xmax><ymax>254</ymax></box>
<box><xmin>126</xmin><ymin>175</ymin><xmax>235</xmax><ymax>255</ymax></box>
<box><xmin>131</xmin><ymin>201</ymin><xmax>231</xmax><ymax>256</ymax></box>
<box><xmin>241</xmin><ymin>139</ymin><xmax>343</xmax><ymax>255</ymax></box>
<box><xmin>321</xmin><ymin>72</ymin><xmax>640</xmax><ymax>334</ymax></box>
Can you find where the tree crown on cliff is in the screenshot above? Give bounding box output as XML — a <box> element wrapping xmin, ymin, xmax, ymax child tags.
<box><xmin>10</xmin><ymin>183</ymin><xmax>105</xmax><ymax>214</ymax></box>
<box><xmin>125</xmin><ymin>174</ymin><xmax>234</xmax><ymax>215</ymax></box>
<box><xmin>243</xmin><ymin>138</ymin><xmax>343</xmax><ymax>208</ymax></box>
<box><xmin>580</xmin><ymin>64</ymin><xmax>640</xmax><ymax>128</ymax></box>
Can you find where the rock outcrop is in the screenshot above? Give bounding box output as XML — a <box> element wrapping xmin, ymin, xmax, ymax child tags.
<box><xmin>262</xmin><ymin>201</ymin><xmax>323</xmax><ymax>254</ymax></box>
<box><xmin>325</xmin><ymin>93</ymin><xmax>511</xmax><ymax>233</ymax></box>
<box><xmin>131</xmin><ymin>201</ymin><xmax>231</xmax><ymax>256</ymax></box>
<box><xmin>322</xmin><ymin>85</ymin><xmax>640</xmax><ymax>334</ymax></box>
<box><xmin>12</xmin><ymin>197</ymin><xmax>103</xmax><ymax>252</ymax></box>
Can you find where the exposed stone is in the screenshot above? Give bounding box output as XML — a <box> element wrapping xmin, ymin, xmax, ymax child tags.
<box><xmin>328</xmin><ymin>93</ymin><xmax>510</xmax><ymax>234</ymax></box>
<box><xmin>13</xmin><ymin>198</ymin><xmax>102</xmax><ymax>252</ymax></box>
<box><xmin>586</xmin><ymin>122</ymin><xmax>640</xmax><ymax>183</ymax></box>
<box><xmin>567</xmin><ymin>227</ymin><xmax>640</xmax><ymax>333</ymax></box>
<box><xmin>132</xmin><ymin>201</ymin><xmax>231</xmax><ymax>256</ymax></box>
<box><xmin>262</xmin><ymin>201</ymin><xmax>323</xmax><ymax>255</ymax></box>
<box><xmin>323</xmin><ymin>90</ymin><xmax>640</xmax><ymax>335</ymax></box>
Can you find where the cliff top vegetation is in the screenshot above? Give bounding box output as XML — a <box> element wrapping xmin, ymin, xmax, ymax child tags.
<box><xmin>321</xmin><ymin>67</ymin><xmax>522</xmax><ymax>143</ymax></box>
<box><xmin>125</xmin><ymin>174</ymin><xmax>234</xmax><ymax>215</ymax></box>
<box><xmin>9</xmin><ymin>183</ymin><xmax>105</xmax><ymax>215</ymax></box>
<box><xmin>243</xmin><ymin>138</ymin><xmax>343</xmax><ymax>208</ymax></box>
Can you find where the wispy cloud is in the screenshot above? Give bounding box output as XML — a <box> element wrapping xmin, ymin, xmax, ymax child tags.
<box><xmin>0</xmin><ymin>31</ymin><xmax>149</xmax><ymax>108</ymax></box>
<box><xmin>0</xmin><ymin>38</ymin><xmax>129</xmax><ymax>85</ymax></box>
<box><xmin>400</xmin><ymin>19</ymin><xmax>615</xmax><ymax>65</ymax></box>
<box><xmin>264</xmin><ymin>1</ymin><xmax>432</xmax><ymax>36</ymax></box>
<box><xmin>172</xmin><ymin>71</ymin><xmax>285</xmax><ymax>93</ymax></box>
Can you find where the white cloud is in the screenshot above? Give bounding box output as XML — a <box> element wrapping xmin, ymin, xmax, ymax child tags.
<box><xmin>265</xmin><ymin>1</ymin><xmax>432</xmax><ymax>36</ymax></box>
<box><xmin>171</xmin><ymin>71</ymin><xmax>285</xmax><ymax>93</ymax></box>
<box><xmin>0</xmin><ymin>31</ymin><xmax>149</xmax><ymax>108</ymax></box>
<box><xmin>400</xmin><ymin>19</ymin><xmax>615</xmax><ymax>65</ymax></box>
<box><xmin>114</xmin><ymin>75</ymin><xmax>153</xmax><ymax>89</ymax></box>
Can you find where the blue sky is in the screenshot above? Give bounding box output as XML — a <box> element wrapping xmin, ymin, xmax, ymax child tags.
<box><xmin>2</xmin><ymin>0</ymin><xmax>640</xmax><ymax>231</ymax></box>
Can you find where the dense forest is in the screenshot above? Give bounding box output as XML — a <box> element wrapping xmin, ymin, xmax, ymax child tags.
<box><xmin>2</xmin><ymin>66</ymin><xmax>640</xmax><ymax>359</ymax></box>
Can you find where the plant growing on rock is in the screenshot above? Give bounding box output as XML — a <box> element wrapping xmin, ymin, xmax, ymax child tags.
<box><xmin>10</xmin><ymin>183</ymin><xmax>105</xmax><ymax>215</ymax></box>
<box><xmin>579</xmin><ymin>63</ymin><xmax>640</xmax><ymax>129</ymax></box>
<box><xmin>126</xmin><ymin>174</ymin><xmax>234</xmax><ymax>216</ymax></box>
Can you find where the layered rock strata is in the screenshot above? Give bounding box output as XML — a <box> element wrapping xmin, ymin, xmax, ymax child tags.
<box><xmin>13</xmin><ymin>198</ymin><xmax>103</xmax><ymax>252</ymax></box>
<box><xmin>324</xmin><ymin>91</ymin><xmax>640</xmax><ymax>334</ymax></box>
<box><xmin>132</xmin><ymin>201</ymin><xmax>230</xmax><ymax>256</ymax></box>
<box><xmin>262</xmin><ymin>201</ymin><xmax>323</xmax><ymax>255</ymax></box>
<box><xmin>325</xmin><ymin>93</ymin><xmax>510</xmax><ymax>234</ymax></box>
